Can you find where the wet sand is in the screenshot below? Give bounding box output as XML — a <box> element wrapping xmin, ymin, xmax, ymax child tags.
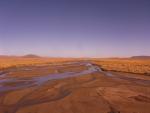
<box><xmin>0</xmin><ymin>62</ymin><xmax>150</xmax><ymax>113</ymax></box>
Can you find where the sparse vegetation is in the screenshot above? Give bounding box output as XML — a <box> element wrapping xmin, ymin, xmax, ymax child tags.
<box><xmin>92</xmin><ymin>59</ymin><xmax>150</xmax><ymax>75</ymax></box>
<box><xmin>0</xmin><ymin>57</ymin><xmax>78</xmax><ymax>70</ymax></box>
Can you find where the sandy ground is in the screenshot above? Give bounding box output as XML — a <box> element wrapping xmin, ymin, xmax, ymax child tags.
<box><xmin>0</xmin><ymin>62</ymin><xmax>150</xmax><ymax>113</ymax></box>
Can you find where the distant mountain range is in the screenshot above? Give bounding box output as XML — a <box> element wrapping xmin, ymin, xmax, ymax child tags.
<box><xmin>130</xmin><ymin>56</ymin><xmax>150</xmax><ymax>59</ymax></box>
<box><xmin>0</xmin><ymin>55</ymin><xmax>150</xmax><ymax>59</ymax></box>
<box><xmin>0</xmin><ymin>54</ymin><xmax>41</xmax><ymax>58</ymax></box>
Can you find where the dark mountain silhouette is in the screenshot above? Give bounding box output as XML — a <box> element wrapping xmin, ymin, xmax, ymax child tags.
<box><xmin>22</xmin><ymin>54</ymin><xmax>41</xmax><ymax>58</ymax></box>
<box><xmin>131</xmin><ymin>56</ymin><xmax>150</xmax><ymax>60</ymax></box>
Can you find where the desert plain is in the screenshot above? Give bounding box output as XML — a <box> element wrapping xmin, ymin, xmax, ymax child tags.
<box><xmin>0</xmin><ymin>56</ymin><xmax>150</xmax><ymax>113</ymax></box>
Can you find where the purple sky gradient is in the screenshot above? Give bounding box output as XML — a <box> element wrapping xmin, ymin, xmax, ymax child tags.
<box><xmin>0</xmin><ymin>0</ymin><xmax>150</xmax><ymax>57</ymax></box>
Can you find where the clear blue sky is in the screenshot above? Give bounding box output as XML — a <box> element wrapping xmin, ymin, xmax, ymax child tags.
<box><xmin>0</xmin><ymin>0</ymin><xmax>150</xmax><ymax>57</ymax></box>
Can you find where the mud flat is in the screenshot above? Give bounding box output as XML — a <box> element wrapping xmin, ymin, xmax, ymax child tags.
<box><xmin>0</xmin><ymin>61</ymin><xmax>150</xmax><ymax>113</ymax></box>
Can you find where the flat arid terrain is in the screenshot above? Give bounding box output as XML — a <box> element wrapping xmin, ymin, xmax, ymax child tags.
<box><xmin>92</xmin><ymin>58</ymin><xmax>150</xmax><ymax>75</ymax></box>
<box><xmin>0</xmin><ymin>57</ymin><xmax>150</xmax><ymax>113</ymax></box>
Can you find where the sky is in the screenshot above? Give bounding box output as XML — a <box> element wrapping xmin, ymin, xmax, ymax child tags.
<box><xmin>0</xmin><ymin>0</ymin><xmax>150</xmax><ymax>57</ymax></box>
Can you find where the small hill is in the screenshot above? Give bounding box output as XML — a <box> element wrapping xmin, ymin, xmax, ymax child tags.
<box><xmin>22</xmin><ymin>54</ymin><xmax>41</xmax><ymax>58</ymax></box>
<box><xmin>130</xmin><ymin>56</ymin><xmax>150</xmax><ymax>60</ymax></box>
